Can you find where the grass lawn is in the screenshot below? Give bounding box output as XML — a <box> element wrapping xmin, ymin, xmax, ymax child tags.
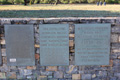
<box><xmin>0</xmin><ymin>4</ymin><xmax>120</xmax><ymax>18</ymax></box>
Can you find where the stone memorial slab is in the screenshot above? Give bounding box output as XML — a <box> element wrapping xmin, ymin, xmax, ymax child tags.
<box><xmin>5</xmin><ymin>25</ymin><xmax>35</xmax><ymax>66</ymax></box>
<box><xmin>39</xmin><ymin>24</ymin><xmax>69</xmax><ymax>66</ymax></box>
<box><xmin>75</xmin><ymin>24</ymin><xmax>111</xmax><ymax>65</ymax></box>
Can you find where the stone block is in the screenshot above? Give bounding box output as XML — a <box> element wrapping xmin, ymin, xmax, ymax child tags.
<box><xmin>27</xmin><ymin>66</ymin><xmax>36</xmax><ymax>70</ymax></box>
<box><xmin>37</xmin><ymin>76</ymin><xmax>47</xmax><ymax>80</ymax></box>
<box><xmin>82</xmin><ymin>74</ymin><xmax>92</xmax><ymax>80</ymax></box>
<box><xmin>35</xmin><ymin>54</ymin><xmax>40</xmax><ymax>60</ymax></box>
<box><xmin>69</xmin><ymin>40</ymin><xmax>74</xmax><ymax>47</ymax></box>
<box><xmin>111</xmin><ymin>34</ymin><xmax>119</xmax><ymax>43</ymax></box>
<box><xmin>66</xmin><ymin>65</ymin><xmax>78</xmax><ymax>74</ymax></box>
<box><xmin>0</xmin><ymin>72</ymin><xmax>6</xmax><ymax>79</ymax></box>
<box><xmin>46</xmin><ymin>66</ymin><xmax>57</xmax><ymax>71</ymax></box>
<box><xmin>54</xmin><ymin>71</ymin><xmax>63</xmax><ymax>78</ymax></box>
<box><xmin>72</xmin><ymin>74</ymin><xmax>81</xmax><ymax>80</ymax></box>
<box><xmin>6</xmin><ymin>72</ymin><xmax>16</xmax><ymax>79</ymax></box>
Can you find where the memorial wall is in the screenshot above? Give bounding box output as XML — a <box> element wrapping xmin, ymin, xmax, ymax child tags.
<box><xmin>0</xmin><ymin>17</ymin><xmax>120</xmax><ymax>80</ymax></box>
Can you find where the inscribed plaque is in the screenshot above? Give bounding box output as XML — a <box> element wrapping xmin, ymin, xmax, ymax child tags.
<box><xmin>75</xmin><ymin>24</ymin><xmax>111</xmax><ymax>65</ymax></box>
<box><xmin>39</xmin><ymin>24</ymin><xmax>69</xmax><ymax>66</ymax></box>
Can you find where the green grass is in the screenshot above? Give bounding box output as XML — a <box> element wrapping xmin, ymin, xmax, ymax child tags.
<box><xmin>0</xmin><ymin>4</ymin><xmax>120</xmax><ymax>18</ymax></box>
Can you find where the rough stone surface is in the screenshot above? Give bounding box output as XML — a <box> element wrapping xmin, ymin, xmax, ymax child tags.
<box><xmin>54</xmin><ymin>71</ymin><xmax>64</xmax><ymax>78</ymax></box>
<box><xmin>0</xmin><ymin>18</ymin><xmax>120</xmax><ymax>79</ymax></box>
<box><xmin>0</xmin><ymin>72</ymin><xmax>6</xmax><ymax>79</ymax></box>
<box><xmin>72</xmin><ymin>74</ymin><xmax>81</xmax><ymax>80</ymax></box>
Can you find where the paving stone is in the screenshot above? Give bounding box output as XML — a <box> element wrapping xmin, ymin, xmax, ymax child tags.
<box><xmin>54</xmin><ymin>71</ymin><xmax>63</xmax><ymax>78</ymax></box>
<box><xmin>72</xmin><ymin>74</ymin><xmax>81</xmax><ymax>80</ymax></box>
<box><xmin>0</xmin><ymin>72</ymin><xmax>6</xmax><ymax>79</ymax></box>
<box><xmin>46</xmin><ymin>66</ymin><xmax>57</xmax><ymax>71</ymax></box>
<box><xmin>82</xmin><ymin>74</ymin><xmax>92</xmax><ymax>80</ymax></box>
<box><xmin>37</xmin><ymin>76</ymin><xmax>47</xmax><ymax>80</ymax></box>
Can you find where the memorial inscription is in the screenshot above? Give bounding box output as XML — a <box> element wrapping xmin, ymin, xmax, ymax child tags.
<box><xmin>75</xmin><ymin>24</ymin><xmax>111</xmax><ymax>65</ymax></box>
<box><xmin>39</xmin><ymin>24</ymin><xmax>69</xmax><ymax>66</ymax></box>
<box><xmin>5</xmin><ymin>25</ymin><xmax>35</xmax><ymax>66</ymax></box>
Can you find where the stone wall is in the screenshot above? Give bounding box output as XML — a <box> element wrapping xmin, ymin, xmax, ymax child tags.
<box><xmin>0</xmin><ymin>17</ymin><xmax>120</xmax><ymax>80</ymax></box>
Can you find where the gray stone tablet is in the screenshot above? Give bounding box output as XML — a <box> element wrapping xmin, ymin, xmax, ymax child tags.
<box><xmin>75</xmin><ymin>24</ymin><xmax>111</xmax><ymax>65</ymax></box>
<box><xmin>5</xmin><ymin>25</ymin><xmax>35</xmax><ymax>66</ymax></box>
<box><xmin>39</xmin><ymin>24</ymin><xmax>69</xmax><ymax>66</ymax></box>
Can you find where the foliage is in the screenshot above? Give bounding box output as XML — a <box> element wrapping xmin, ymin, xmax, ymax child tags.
<box><xmin>0</xmin><ymin>0</ymin><xmax>120</xmax><ymax>4</ymax></box>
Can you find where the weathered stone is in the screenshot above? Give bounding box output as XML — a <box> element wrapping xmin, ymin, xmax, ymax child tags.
<box><xmin>69</xmin><ymin>40</ymin><xmax>74</xmax><ymax>47</ymax></box>
<box><xmin>6</xmin><ymin>72</ymin><xmax>16</xmax><ymax>79</ymax></box>
<box><xmin>110</xmin><ymin>77</ymin><xmax>117</xmax><ymax>80</ymax></box>
<box><xmin>112</xmin><ymin>26</ymin><xmax>120</xmax><ymax>33</ymax></box>
<box><xmin>111</xmin><ymin>34</ymin><xmax>119</xmax><ymax>43</ymax></box>
<box><xmin>58</xmin><ymin>66</ymin><xmax>65</xmax><ymax>71</ymax></box>
<box><xmin>0</xmin><ymin>64</ymin><xmax>10</xmax><ymax>72</ymax></box>
<box><xmin>27</xmin><ymin>66</ymin><xmax>36</xmax><ymax>70</ymax></box>
<box><xmin>72</xmin><ymin>74</ymin><xmax>81</xmax><ymax>80</ymax></box>
<box><xmin>48</xmin><ymin>79</ymin><xmax>58</xmax><ymax>80</ymax></box>
<box><xmin>54</xmin><ymin>71</ymin><xmax>63</xmax><ymax>78</ymax></box>
<box><xmin>92</xmin><ymin>74</ymin><xmax>96</xmax><ymax>78</ymax></box>
<box><xmin>69</xmin><ymin>24</ymin><xmax>75</xmax><ymax>34</ymax></box>
<box><xmin>64</xmin><ymin>74</ymin><xmax>72</xmax><ymax>79</ymax></box>
<box><xmin>48</xmin><ymin>76</ymin><xmax>53</xmax><ymax>78</ymax></box>
<box><xmin>2</xmin><ymin>57</ymin><xmax>7</xmax><ymax>64</ymax></box>
<box><xmin>35</xmin><ymin>54</ymin><xmax>40</xmax><ymax>60</ymax></box>
<box><xmin>19</xmin><ymin>69</ymin><xmax>32</xmax><ymax>76</ymax></box>
<box><xmin>114</xmin><ymin>73</ymin><xmax>120</xmax><ymax>79</ymax></box>
<box><xmin>44</xmin><ymin>18</ymin><xmax>60</xmax><ymax>23</ymax></box>
<box><xmin>1</xmin><ymin>49</ymin><xmax>6</xmax><ymax>56</ymax></box>
<box><xmin>69</xmin><ymin>34</ymin><xmax>75</xmax><ymax>38</ymax></box>
<box><xmin>113</xmin><ymin>59</ymin><xmax>120</xmax><ymax>66</ymax></box>
<box><xmin>0</xmin><ymin>40</ymin><xmax>5</xmax><ymax>45</ymax></box>
<box><xmin>46</xmin><ymin>66</ymin><xmax>57</xmax><ymax>71</ymax></box>
<box><xmin>66</xmin><ymin>65</ymin><xmax>78</xmax><ymax>74</ymax></box>
<box><xmin>96</xmin><ymin>71</ymin><xmax>107</xmax><ymax>78</ymax></box>
<box><xmin>37</xmin><ymin>76</ymin><xmax>47</xmax><ymax>80</ymax></box>
<box><xmin>82</xmin><ymin>74</ymin><xmax>92</xmax><ymax>80</ymax></box>
<box><xmin>0</xmin><ymin>72</ymin><xmax>6</xmax><ymax>79</ymax></box>
<box><xmin>110</xmin><ymin>54</ymin><xmax>117</xmax><ymax>59</ymax></box>
<box><xmin>40</xmin><ymin>71</ymin><xmax>53</xmax><ymax>76</ymax></box>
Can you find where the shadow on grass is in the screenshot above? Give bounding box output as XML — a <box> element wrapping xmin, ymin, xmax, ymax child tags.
<box><xmin>0</xmin><ymin>10</ymin><xmax>120</xmax><ymax>18</ymax></box>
